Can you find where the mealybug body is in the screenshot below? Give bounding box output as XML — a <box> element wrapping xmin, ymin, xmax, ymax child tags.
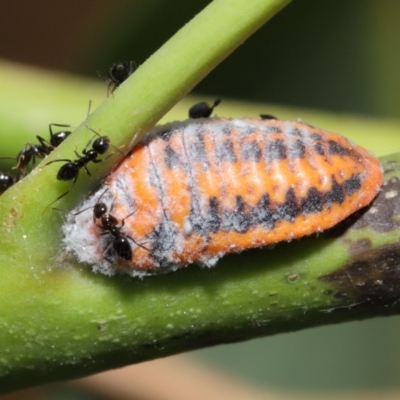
<box><xmin>63</xmin><ymin>118</ymin><xmax>383</xmax><ymax>276</ymax></box>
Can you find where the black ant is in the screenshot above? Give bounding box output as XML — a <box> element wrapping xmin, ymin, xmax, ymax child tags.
<box><xmin>0</xmin><ymin>171</ymin><xmax>19</xmax><ymax>194</ymax></box>
<box><xmin>97</xmin><ymin>61</ymin><xmax>137</xmax><ymax>95</ymax></box>
<box><xmin>260</xmin><ymin>114</ymin><xmax>276</xmax><ymax>120</ymax></box>
<box><xmin>188</xmin><ymin>99</ymin><xmax>221</xmax><ymax>119</ymax></box>
<box><xmin>74</xmin><ymin>190</ymin><xmax>147</xmax><ymax>261</ymax></box>
<box><xmin>0</xmin><ymin>124</ymin><xmax>71</xmax><ymax>174</ymax></box>
<box><xmin>44</xmin><ymin>103</ymin><xmax>123</xmax><ymax>209</ymax></box>
<box><xmin>42</xmin><ymin>123</ymin><xmax>72</xmax><ymax>148</ymax></box>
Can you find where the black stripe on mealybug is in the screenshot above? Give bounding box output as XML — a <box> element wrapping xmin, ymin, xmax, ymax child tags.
<box><xmin>221</xmin><ymin>196</ymin><xmax>250</xmax><ymax>233</ymax></box>
<box><xmin>314</xmin><ymin>142</ymin><xmax>325</xmax><ymax>156</ymax></box>
<box><xmin>234</xmin><ymin>196</ymin><xmax>251</xmax><ymax>233</ymax></box>
<box><xmin>215</xmin><ymin>140</ymin><xmax>237</xmax><ymax>162</ymax></box>
<box><xmin>233</xmin><ymin>196</ymin><xmax>251</xmax><ymax>233</ymax></box>
<box><xmin>324</xmin><ymin>176</ymin><xmax>345</xmax><ymax>206</ymax></box>
<box><xmin>182</xmin><ymin>173</ymin><xmax>365</xmax><ymax>243</ymax></box>
<box><xmin>343</xmin><ymin>174</ymin><xmax>362</xmax><ymax>196</ymax></box>
<box><xmin>310</xmin><ymin>133</ymin><xmax>323</xmax><ymax>140</ymax></box>
<box><xmin>204</xmin><ymin>197</ymin><xmax>222</xmax><ymax>233</ymax></box>
<box><xmin>164</xmin><ymin>144</ymin><xmax>181</xmax><ymax>169</ymax></box>
<box><xmin>188</xmin><ymin>202</ymin><xmax>205</xmax><ymax>234</ymax></box>
<box><xmin>274</xmin><ymin>188</ymin><xmax>299</xmax><ymax>222</ymax></box>
<box><xmin>241</xmin><ymin>141</ymin><xmax>262</xmax><ymax>161</ymax></box>
<box><xmin>148</xmin><ymin>216</ymin><xmax>177</xmax><ymax>266</ymax></box>
<box><xmin>243</xmin><ymin>125</ymin><xmax>258</xmax><ymax>136</ymax></box>
<box><xmin>289</xmin><ymin>139</ymin><xmax>306</xmax><ymax>159</ymax></box>
<box><xmin>187</xmin><ymin>197</ymin><xmax>222</xmax><ymax>237</ymax></box>
<box><xmin>189</xmin><ymin>133</ymin><xmax>208</xmax><ymax>165</ymax></box>
<box><xmin>328</xmin><ymin>140</ymin><xmax>349</xmax><ymax>156</ymax></box>
<box><xmin>288</xmin><ymin>128</ymin><xmax>303</xmax><ymax>137</ymax></box>
<box><xmin>267</xmin><ymin>139</ymin><xmax>286</xmax><ymax>160</ymax></box>
<box><xmin>301</xmin><ymin>187</ymin><xmax>323</xmax><ymax>214</ymax></box>
<box><xmin>250</xmin><ymin>193</ymin><xmax>275</xmax><ymax>229</ymax></box>
<box><xmin>266</xmin><ymin>125</ymin><xmax>281</xmax><ymax>133</ymax></box>
<box><xmin>221</xmin><ymin>125</ymin><xmax>232</xmax><ymax>136</ymax></box>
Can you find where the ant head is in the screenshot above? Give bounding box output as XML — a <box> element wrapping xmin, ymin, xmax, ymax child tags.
<box><xmin>48</xmin><ymin>124</ymin><xmax>72</xmax><ymax>148</ymax></box>
<box><xmin>83</xmin><ymin>100</ymin><xmax>124</xmax><ymax>156</ymax></box>
<box><xmin>84</xmin><ymin>125</ymin><xmax>123</xmax><ymax>156</ymax></box>
<box><xmin>94</xmin><ymin>202</ymin><xmax>108</xmax><ymax>220</ymax></box>
<box><xmin>73</xmin><ymin>188</ymin><xmax>110</xmax><ymax>222</ymax></box>
<box><xmin>92</xmin><ymin>136</ymin><xmax>110</xmax><ymax>154</ymax></box>
<box><xmin>110</xmin><ymin>61</ymin><xmax>136</xmax><ymax>83</ymax></box>
<box><xmin>97</xmin><ymin>61</ymin><xmax>137</xmax><ymax>96</ymax></box>
<box><xmin>51</xmin><ymin>131</ymin><xmax>71</xmax><ymax>147</ymax></box>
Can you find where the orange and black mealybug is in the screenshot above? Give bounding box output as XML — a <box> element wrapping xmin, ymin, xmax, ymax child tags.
<box><xmin>63</xmin><ymin>117</ymin><xmax>383</xmax><ymax>276</ymax></box>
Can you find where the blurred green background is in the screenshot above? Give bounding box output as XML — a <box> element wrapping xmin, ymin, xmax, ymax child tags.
<box><xmin>1</xmin><ymin>0</ymin><xmax>400</xmax><ymax>395</ymax></box>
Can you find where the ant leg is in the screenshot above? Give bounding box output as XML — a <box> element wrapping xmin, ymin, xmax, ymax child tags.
<box><xmin>102</xmin><ymin>242</ymin><xmax>116</xmax><ymax>264</ymax></box>
<box><xmin>84</xmin><ymin>104</ymin><xmax>124</xmax><ymax>155</ymax></box>
<box><xmin>13</xmin><ymin>144</ymin><xmax>32</xmax><ymax>170</ymax></box>
<box><xmin>74</xmin><ymin>149</ymin><xmax>84</xmax><ymax>159</ymax></box>
<box><xmin>49</xmin><ymin>123</ymin><xmax>71</xmax><ymax>136</ymax></box>
<box><xmin>36</xmin><ymin>135</ymin><xmax>51</xmax><ymax>148</ymax></box>
<box><xmin>127</xmin><ymin>235</ymin><xmax>149</xmax><ymax>251</ymax></box>
<box><xmin>25</xmin><ymin>142</ymin><xmax>46</xmax><ymax>166</ymax></box>
<box><xmin>48</xmin><ymin>124</ymin><xmax>73</xmax><ymax>148</ymax></box>
<box><xmin>83</xmin><ymin>165</ymin><xmax>91</xmax><ymax>177</ymax></box>
<box><xmin>42</xmin><ymin>175</ymin><xmax>79</xmax><ymax>213</ymax></box>
<box><xmin>211</xmin><ymin>98</ymin><xmax>221</xmax><ymax>110</ymax></box>
<box><xmin>84</xmin><ymin>125</ymin><xmax>115</xmax><ymax>149</ymax></box>
<box><xmin>91</xmin><ymin>153</ymin><xmax>114</xmax><ymax>164</ymax></box>
<box><xmin>97</xmin><ymin>188</ymin><xmax>109</xmax><ymax>204</ymax></box>
<box><xmin>44</xmin><ymin>158</ymin><xmax>73</xmax><ymax>167</ymax></box>
<box><xmin>80</xmin><ymin>138</ymin><xmax>93</xmax><ymax>154</ymax></box>
<box><xmin>96</xmin><ymin>72</ymin><xmax>114</xmax><ymax>96</ymax></box>
<box><xmin>73</xmin><ymin>204</ymin><xmax>96</xmax><ymax>217</ymax></box>
<box><xmin>103</xmin><ymin>255</ymin><xmax>118</xmax><ymax>266</ymax></box>
<box><xmin>108</xmin><ymin>198</ymin><xmax>115</xmax><ymax>213</ymax></box>
<box><xmin>120</xmin><ymin>210</ymin><xmax>148</xmax><ymax>250</ymax></box>
<box><xmin>120</xmin><ymin>210</ymin><xmax>137</xmax><ymax>227</ymax></box>
<box><xmin>128</xmin><ymin>60</ymin><xmax>137</xmax><ymax>75</ymax></box>
<box><xmin>85</xmin><ymin>100</ymin><xmax>93</xmax><ymax>124</ymax></box>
